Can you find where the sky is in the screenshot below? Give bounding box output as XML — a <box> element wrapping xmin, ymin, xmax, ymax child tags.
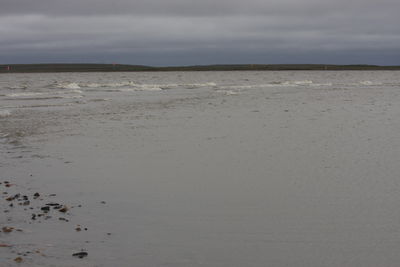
<box><xmin>1</xmin><ymin>0</ymin><xmax>399</xmax><ymax>66</ymax></box>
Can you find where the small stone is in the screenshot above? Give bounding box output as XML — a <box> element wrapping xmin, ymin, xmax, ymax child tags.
<box><xmin>59</xmin><ymin>206</ymin><xmax>68</xmax><ymax>213</ymax></box>
<box><xmin>100</xmin><ymin>201</ymin><xmax>106</xmax><ymax>204</ymax></box>
<box><xmin>33</xmin><ymin>192</ymin><xmax>40</xmax><ymax>199</ymax></box>
<box><xmin>75</xmin><ymin>227</ymin><xmax>81</xmax><ymax>232</ymax></box>
<box><xmin>14</xmin><ymin>257</ymin><xmax>23</xmax><ymax>263</ymax></box>
<box><xmin>23</xmin><ymin>200</ymin><xmax>30</xmax><ymax>206</ymax></box>
<box><xmin>2</xmin><ymin>227</ymin><xmax>13</xmax><ymax>233</ymax></box>
<box><xmin>41</xmin><ymin>206</ymin><xmax>50</xmax><ymax>212</ymax></box>
<box><xmin>46</xmin><ymin>203</ymin><xmax>60</xmax><ymax>206</ymax></box>
<box><xmin>72</xmin><ymin>251</ymin><xmax>88</xmax><ymax>258</ymax></box>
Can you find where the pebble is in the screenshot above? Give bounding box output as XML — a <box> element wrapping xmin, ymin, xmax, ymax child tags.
<box><xmin>1</xmin><ymin>180</ymin><xmax>105</xmax><ymax>264</ymax></box>
<box><xmin>14</xmin><ymin>257</ymin><xmax>23</xmax><ymax>263</ymax></box>
<box><xmin>2</xmin><ymin>226</ymin><xmax>13</xmax><ymax>233</ymax></box>
<box><xmin>40</xmin><ymin>206</ymin><xmax>50</xmax><ymax>212</ymax></box>
<box><xmin>72</xmin><ymin>251</ymin><xmax>88</xmax><ymax>258</ymax></box>
<box><xmin>58</xmin><ymin>206</ymin><xmax>68</xmax><ymax>213</ymax></box>
<box><xmin>45</xmin><ymin>203</ymin><xmax>60</xmax><ymax>206</ymax></box>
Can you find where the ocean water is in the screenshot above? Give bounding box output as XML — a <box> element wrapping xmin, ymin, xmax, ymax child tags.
<box><xmin>2</xmin><ymin>71</ymin><xmax>400</xmax><ymax>266</ymax></box>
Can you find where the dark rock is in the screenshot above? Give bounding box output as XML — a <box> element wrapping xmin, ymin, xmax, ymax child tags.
<box><xmin>40</xmin><ymin>206</ymin><xmax>50</xmax><ymax>212</ymax></box>
<box><xmin>2</xmin><ymin>226</ymin><xmax>13</xmax><ymax>233</ymax></box>
<box><xmin>45</xmin><ymin>203</ymin><xmax>60</xmax><ymax>206</ymax></box>
<box><xmin>59</xmin><ymin>206</ymin><xmax>68</xmax><ymax>213</ymax></box>
<box><xmin>33</xmin><ymin>192</ymin><xmax>40</xmax><ymax>199</ymax></box>
<box><xmin>72</xmin><ymin>252</ymin><xmax>88</xmax><ymax>258</ymax></box>
<box><xmin>14</xmin><ymin>256</ymin><xmax>23</xmax><ymax>263</ymax></box>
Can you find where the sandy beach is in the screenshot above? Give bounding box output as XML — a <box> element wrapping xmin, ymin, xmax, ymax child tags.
<box><xmin>2</xmin><ymin>71</ymin><xmax>400</xmax><ymax>266</ymax></box>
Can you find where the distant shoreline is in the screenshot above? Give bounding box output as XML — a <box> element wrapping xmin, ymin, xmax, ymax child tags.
<box><xmin>1</xmin><ymin>63</ymin><xmax>400</xmax><ymax>73</ymax></box>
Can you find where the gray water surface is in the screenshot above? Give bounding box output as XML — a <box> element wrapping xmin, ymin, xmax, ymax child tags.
<box><xmin>1</xmin><ymin>71</ymin><xmax>400</xmax><ymax>266</ymax></box>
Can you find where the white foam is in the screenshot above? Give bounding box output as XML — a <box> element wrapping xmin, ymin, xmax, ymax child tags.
<box><xmin>184</xmin><ymin>82</ymin><xmax>217</xmax><ymax>88</ymax></box>
<box><xmin>6</xmin><ymin>92</ymin><xmax>46</xmax><ymax>97</ymax></box>
<box><xmin>281</xmin><ymin>80</ymin><xmax>313</xmax><ymax>86</ymax></box>
<box><xmin>137</xmin><ymin>85</ymin><xmax>163</xmax><ymax>91</ymax></box>
<box><xmin>48</xmin><ymin>81</ymin><xmax>217</xmax><ymax>91</ymax></box>
<box><xmin>80</xmin><ymin>81</ymin><xmax>137</xmax><ymax>88</ymax></box>
<box><xmin>359</xmin><ymin>81</ymin><xmax>382</xmax><ymax>86</ymax></box>
<box><xmin>0</xmin><ymin>110</ymin><xmax>11</xmax><ymax>117</ymax></box>
<box><xmin>56</xmin><ymin>82</ymin><xmax>81</xmax><ymax>89</ymax></box>
<box><xmin>216</xmin><ymin>90</ymin><xmax>239</xmax><ymax>95</ymax></box>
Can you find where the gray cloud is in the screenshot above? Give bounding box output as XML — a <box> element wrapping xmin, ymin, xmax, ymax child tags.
<box><xmin>0</xmin><ymin>0</ymin><xmax>399</xmax><ymax>65</ymax></box>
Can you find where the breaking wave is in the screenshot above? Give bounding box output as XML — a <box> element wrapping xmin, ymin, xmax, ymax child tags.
<box><xmin>51</xmin><ymin>81</ymin><xmax>217</xmax><ymax>90</ymax></box>
<box><xmin>219</xmin><ymin>80</ymin><xmax>332</xmax><ymax>90</ymax></box>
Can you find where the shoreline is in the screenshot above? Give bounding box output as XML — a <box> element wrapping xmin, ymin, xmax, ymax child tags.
<box><xmin>1</xmin><ymin>63</ymin><xmax>400</xmax><ymax>73</ymax></box>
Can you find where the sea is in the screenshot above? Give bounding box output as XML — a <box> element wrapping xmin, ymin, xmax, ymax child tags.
<box><xmin>1</xmin><ymin>71</ymin><xmax>400</xmax><ymax>266</ymax></box>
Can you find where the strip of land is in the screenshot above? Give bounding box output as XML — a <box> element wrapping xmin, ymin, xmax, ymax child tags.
<box><xmin>1</xmin><ymin>63</ymin><xmax>400</xmax><ymax>73</ymax></box>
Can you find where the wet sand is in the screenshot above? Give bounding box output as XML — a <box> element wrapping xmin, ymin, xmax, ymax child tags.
<box><xmin>2</xmin><ymin>71</ymin><xmax>400</xmax><ymax>266</ymax></box>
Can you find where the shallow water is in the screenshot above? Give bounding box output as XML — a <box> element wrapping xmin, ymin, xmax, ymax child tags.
<box><xmin>2</xmin><ymin>71</ymin><xmax>400</xmax><ymax>266</ymax></box>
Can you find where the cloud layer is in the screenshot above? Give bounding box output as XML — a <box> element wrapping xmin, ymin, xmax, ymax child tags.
<box><xmin>1</xmin><ymin>0</ymin><xmax>399</xmax><ymax>65</ymax></box>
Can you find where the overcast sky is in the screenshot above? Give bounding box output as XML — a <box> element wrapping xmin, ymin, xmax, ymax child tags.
<box><xmin>1</xmin><ymin>0</ymin><xmax>399</xmax><ymax>65</ymax></box>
